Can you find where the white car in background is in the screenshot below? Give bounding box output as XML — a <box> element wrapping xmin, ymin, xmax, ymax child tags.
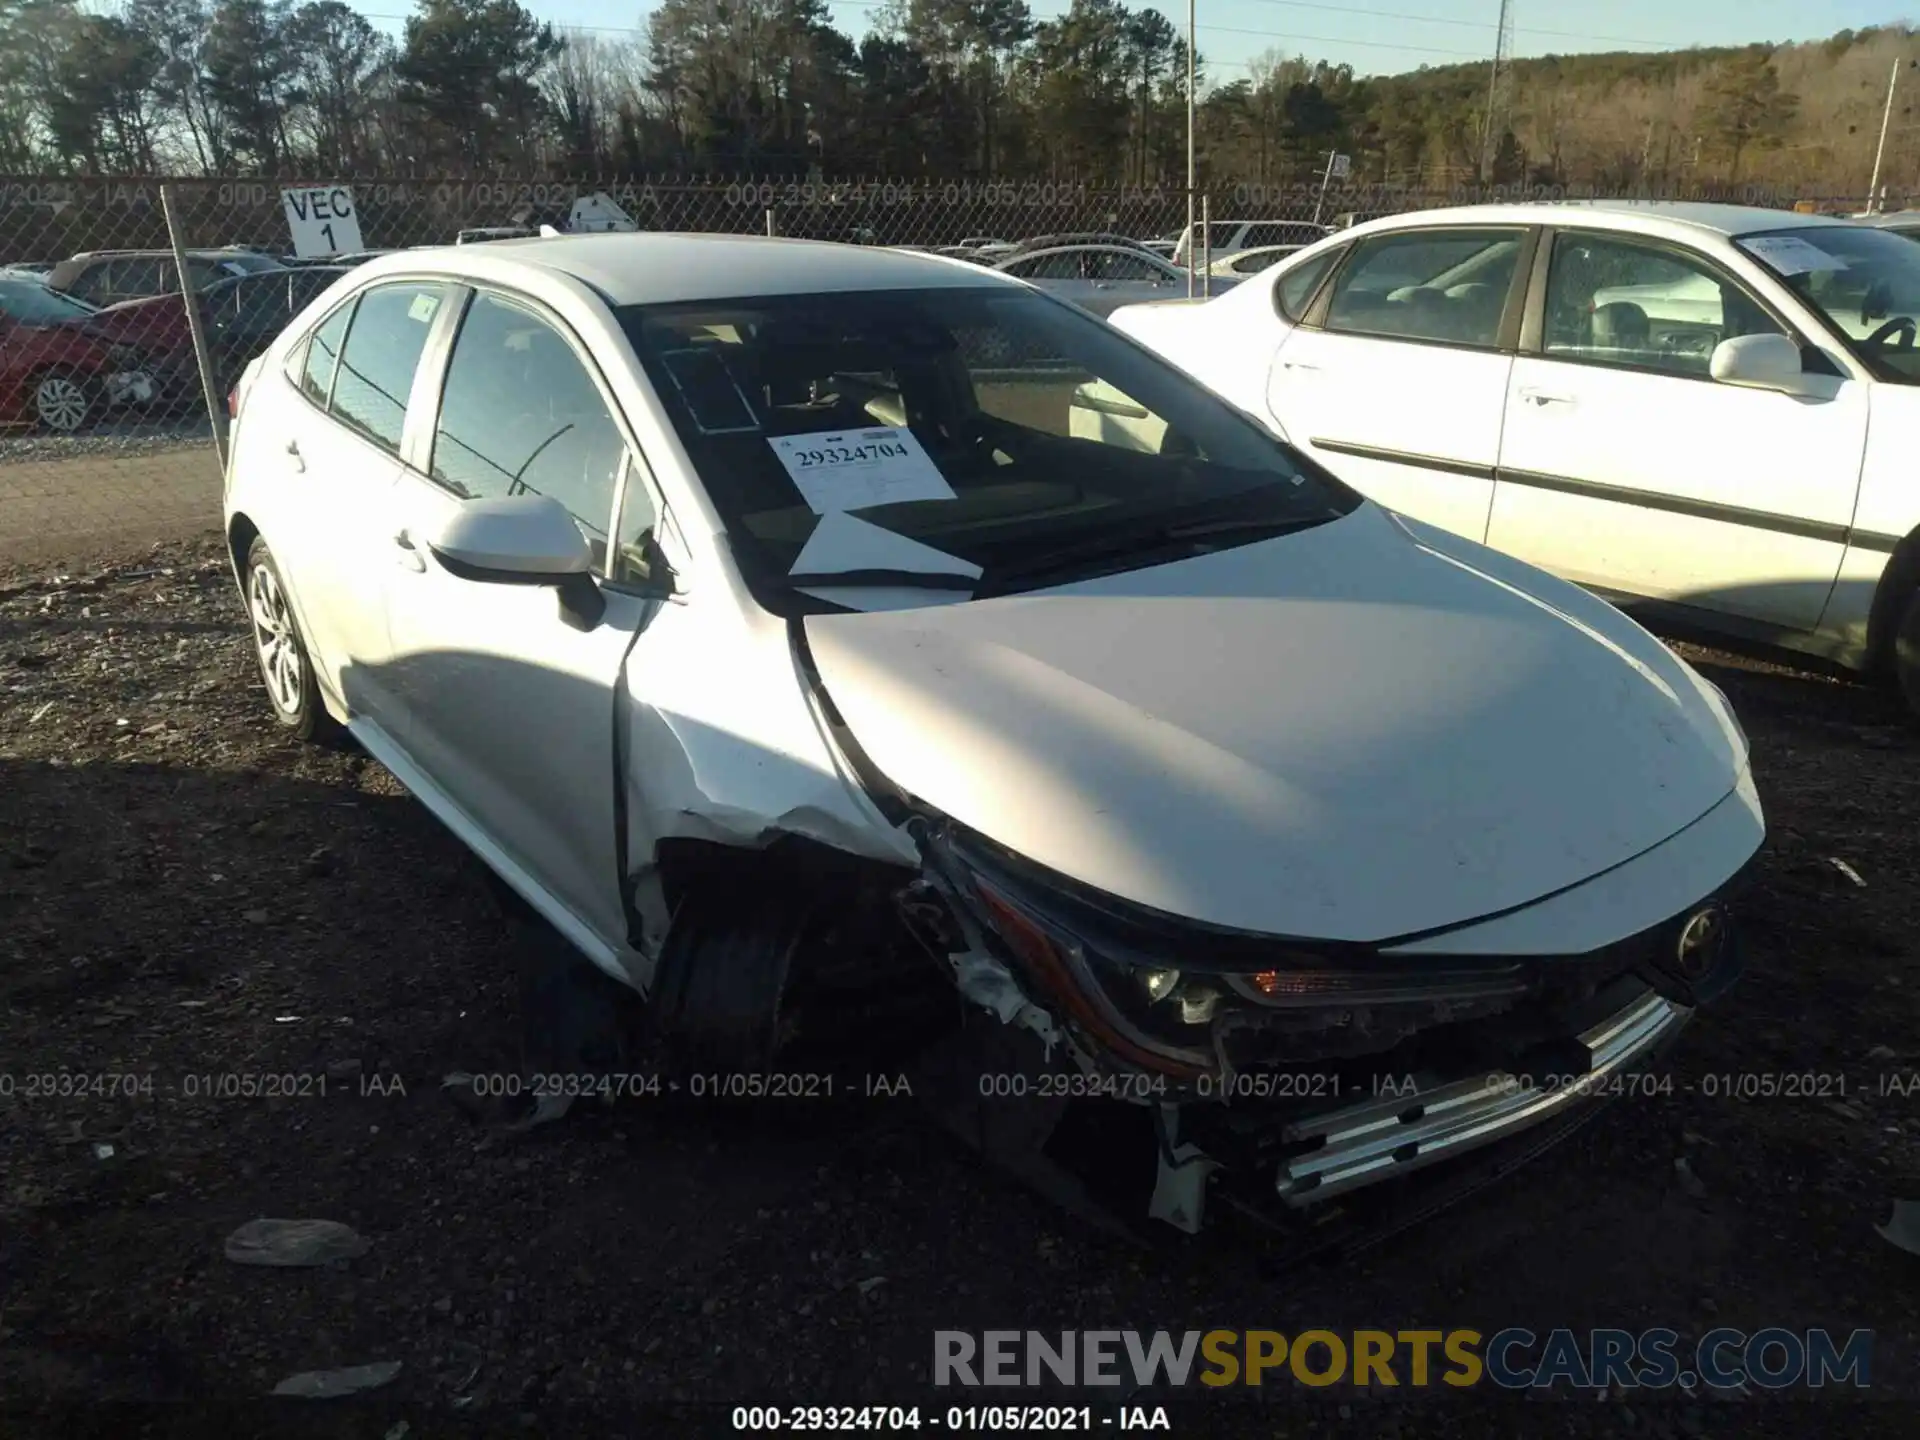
<box><xmin>222</xmin><ymin>233</ymin><xmax>1758</xmax><ymax>1233</ymax></box>
<box><xmin>1103</xmin><ymin>201</ymin><xmax>1920</xmax><ymax>715</ymax></box>
<box><xmin>1170</xmin><ymin>220</ymin><xmax>1332</xmax><ymax>269</ymax></box>
<box><xmin>1208</xmin><ymin>244</ymin><xmax>1305</xmax><ymax>279</ymax></box>
<box><xmin>992</xmin><ymin>243</ymin><xmax>1196</xmax><ymax>316</ymax></box>
<box><xmin>1852</xmin><ymin>210</ymin><xmax>1920</xmax><ymax>242</ymax></box>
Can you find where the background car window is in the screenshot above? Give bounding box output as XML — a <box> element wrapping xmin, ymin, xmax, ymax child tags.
<box><xmin>1244</xmin><ymin>223</ymin><xmax>1325</xmax><ymax>248</ymax></box>
<box><xmin>299</xmin><ymin>300</ymin><xmax>353</xmax><ymax>407</ymax></box>
<box><xmin>239</xmin><ymin>275</ymin><xmax>290</xmax><ymax>329</ymax></box>
<box><xmin>1010</xmin><ymin>252</ymin><xmax>1082</xmax><ymax>281</ymax></box>
<box><xmin>1276</xmin><ymin>248</ymin><xmax>1341</xmax><ymax>320</ymax></box>
<box><xmin>329</xmin><ymin>282</ymin><xmax>446</xmax><ymax>453</ymax></box>
<box><xmin>61</xmin><ymin>263</ymin><xmax>110</xmax><ymax>304</ymax></box>
<box><xmin>430</xmin><ymin>292</ymin><xmax>625</xmax><ymax>561</ymax></box>
<box><xmin>1543</xmin><ymin>235</ymin><xmax>1784</xmax><ymax>378</ymax></box>
<box><xmin>107</xmin><ymin>257</ymin><xmax>167</xmax><ymax>301</ymax></box>
<box><xmin>185</xmin><ymin>258</ymin><xmax>233</xmax><ymax>290</ymax></box>
<box><xmin>1088</xmin><ymin>251</ymin><xmax>1166</xmax><ymax>282</ymax></box>
<box><xmin>1323</xmin><ymin>229</ymin><xmax>1522</xmax><ymax>347</ymax></box>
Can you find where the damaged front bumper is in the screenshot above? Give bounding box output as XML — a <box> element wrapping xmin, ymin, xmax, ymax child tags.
<box><xmin>1271</xmin><ymin>987</ymin><xmax>1685</xmax><ymax>1205</ymax></box>
<box><xmin>903</xmin><ymin>815</ymin><xmax>1746</xmax><ymax>1237</ymax></box>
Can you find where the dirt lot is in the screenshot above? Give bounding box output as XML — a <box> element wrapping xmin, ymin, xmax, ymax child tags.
<box><xmin>3</xmin><ymin>535</ymin><xmax>1920</xmax><ymax>1437</ymax></box>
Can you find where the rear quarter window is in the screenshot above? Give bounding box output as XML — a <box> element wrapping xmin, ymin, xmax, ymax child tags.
<box><xmin>1276</xmin><ymin>247</ymin><xmax>1342</xmax><ymax>321</ymax></box>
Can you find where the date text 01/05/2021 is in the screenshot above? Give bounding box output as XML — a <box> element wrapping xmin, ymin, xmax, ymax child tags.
<box><xmin>730</xmin><ymin>1406</ymin><xmax>1170</xmax><ymax>1431</ymax></box>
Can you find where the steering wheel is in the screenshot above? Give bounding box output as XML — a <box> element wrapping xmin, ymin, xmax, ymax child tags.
<box><xmin>1866</xmin><ymin>315</ymin><xmax>1918</xmax><ymax>350</ymax></box>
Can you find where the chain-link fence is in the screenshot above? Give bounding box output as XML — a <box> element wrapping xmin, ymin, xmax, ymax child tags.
<box><xmin>0</xmin><ymin>174</ymin><xmax>1871</xmax><ymax>570</ymax></box>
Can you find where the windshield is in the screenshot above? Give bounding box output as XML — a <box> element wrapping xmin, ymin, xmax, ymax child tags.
<box><xmin>619</xmin><ymin>286</ymin><xmax>1359</xmax><ymax>612</ymax></box>
<box><xmin>0</xmin><ymin>276</ymin><xmax>96</xmax><ymax>321</ymax></box>
<box><xmin>1738</xmin><ymin>225</ymin><xmax>1920</xmax><ymax>383</ymax></box>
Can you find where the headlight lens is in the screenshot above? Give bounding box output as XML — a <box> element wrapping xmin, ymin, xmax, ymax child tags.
<box><xmin>952</xmin><ymin>837</ymin><xmax>1531</xmax><ymax>1078</ymax></box>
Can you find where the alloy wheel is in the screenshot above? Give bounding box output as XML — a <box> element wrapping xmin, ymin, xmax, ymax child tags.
<box><xmin>247</xmin><ymin>562</ymin><xmax>304</xmax><ymax>716</ymax></box>
<box><xmin>34</xmin><ymin>373</ymin><xmax>89</xmax><ymax>432</ymax></box>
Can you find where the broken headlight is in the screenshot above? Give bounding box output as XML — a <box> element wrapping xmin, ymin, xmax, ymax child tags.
<box><xmin>935</xmin><ymin>824</ymin><xmax>1532</xmax><ymax>1079</ymax></box>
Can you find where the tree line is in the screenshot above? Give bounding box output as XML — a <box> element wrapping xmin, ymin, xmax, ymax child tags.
<box><xmin>0</xmin><ymin>0</ymin><xmax>1909</xmax><ymax>193</ymax></box>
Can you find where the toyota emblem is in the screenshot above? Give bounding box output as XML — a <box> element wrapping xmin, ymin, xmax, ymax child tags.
<box><xmin>1675</xmin><ymin>906</ymin><xmax>1726</xmax><ymax>978</ymax></box>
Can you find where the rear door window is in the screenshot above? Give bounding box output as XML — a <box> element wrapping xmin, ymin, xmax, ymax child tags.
<box><xmin>329</xmin><ymin>282</ymin><xmax>449</xmax><ymax>453</ymax></box>
<box><xmin>1322</xmin><ymin>229</ymin><xmax>1524</xmax><ymax>348</ymax></box>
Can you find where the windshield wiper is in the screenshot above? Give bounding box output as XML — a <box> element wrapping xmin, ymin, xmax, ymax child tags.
<box><xmin>978</xmin><ymin>514</ymin><xmax>1325</xmax><ymax>597</ymax></box>
<box><xmin>784</xmin><ymin>568</ymin><xmax>980</xmax><ymax>590</ymax></box>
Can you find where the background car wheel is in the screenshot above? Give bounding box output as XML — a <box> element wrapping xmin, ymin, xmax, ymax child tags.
<box><xmin>243</xmin><ymin>537</ymin><xmax>337</xmax><ymax>742</ymax></box>
<box><xmin>32</xmin><ymin>367</ymin><xmax>97</xmax><ymax>433</ymax></box>
<box><xmin>1896</xmin><ymin>587</ymin><xmax>1920</xmax><ymax>722</ymax></box>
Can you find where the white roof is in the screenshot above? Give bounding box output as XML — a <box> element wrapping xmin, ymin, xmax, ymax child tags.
<box><xmin>360</xmin><ymin>232</ymin><xmax>1008</xmax><ymax>306</ymax></box>
<box><xmin>1353</xmin><ymin>199</ymin><xmax>1836</xmax><ymax>241</ymax></box>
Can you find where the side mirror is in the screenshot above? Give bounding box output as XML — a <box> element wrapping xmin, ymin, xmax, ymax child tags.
<box><xmin>1709</xmin><ymin>333</ymin><xmax>1811</xmax><ymax>395</ymax></box>
<box><xmin>422</xmin><ymin>494</ymin><xmax>606</xmax><ymax>631</ymax></box>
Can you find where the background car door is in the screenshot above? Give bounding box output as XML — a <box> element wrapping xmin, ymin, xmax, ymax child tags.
<box><xmin>271</xmin><ymin>280</ymin><xmax>450</xmax><ymax>731</ymax></box>
<box><xmin>381</xmin><ymin>288</ymin><xmax>669</xmax><ymax>955</ymax></box>
<box><xmin>1488</xmin><ymin>229</ymin><xmax>1868</xmax><ymax>631</ymax></box>
<box><xmin>1266</xmin><ymin>225</ymin><xmax>1530</xmax><ymax>543</ymax></box>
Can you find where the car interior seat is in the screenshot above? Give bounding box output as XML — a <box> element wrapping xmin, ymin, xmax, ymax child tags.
<box><xmin>1590</xmin><ymin>300</ymin><xmax>1651</xmax><ymax>353</ymax></box>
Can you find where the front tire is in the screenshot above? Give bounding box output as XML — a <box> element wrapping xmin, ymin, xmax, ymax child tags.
<box><xmin>243</xmin><ymin>537</ymin><xmax>337</xmax><ymax>742</ymax></box>
<box><xmin>1896</xmin><ymin>587</ymin><xmax>1920</xmax><ymax>722</ymax></box>
<box><xmin>32</xmin><ymin>367</ymin><xmax>98</xmax><ymax>433</ymax></box>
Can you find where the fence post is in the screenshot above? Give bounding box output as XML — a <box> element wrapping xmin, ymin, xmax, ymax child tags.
<box><xmin>1200</xmin><ymin>191</ymin><xmax>1211</xmax><ymax>299</ymax></box>
<box><xmin>159</xmin><ymin>183</ymin><xmax>229</xmax><ymax>472</ymax></box>
<box><xmin>765</xmin><ymin>207</ymin><xmax>777</xmax><ymax>237</ymax></box>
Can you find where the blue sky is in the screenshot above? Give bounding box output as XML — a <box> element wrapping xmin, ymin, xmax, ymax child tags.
<box><xmin>344</xmin><ymin>0</ymin><xmax>1902</xmax><ymax>80</ymax></box>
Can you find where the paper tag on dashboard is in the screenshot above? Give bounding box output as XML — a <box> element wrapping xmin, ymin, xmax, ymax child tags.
<box><xmin>767</xmin><ymin>428</ymin><xmax>957</xmax><ymax>514</ymax></box>
<box><xmin>1740</xmin><ymin>235</ymin><xmax>1844</xmax><ymax>276</ymax></box>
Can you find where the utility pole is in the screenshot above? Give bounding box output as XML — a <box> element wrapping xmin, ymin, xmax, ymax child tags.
<box><xmin>1186</xmin><ymin>0</ymin><xmax>1196</xmax><ymax>299</ymax></box>
<box><xmin>1478</xmin><ymin>0</ymin><xmax>1516</xmax><ymax>184</ymax></box>
<box><xmin>1870</xmin><ymin>59</ymin><xmax>1916</xmax><ymax>215</ymax></box>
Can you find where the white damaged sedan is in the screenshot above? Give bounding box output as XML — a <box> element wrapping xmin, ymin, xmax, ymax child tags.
<box><xmin>223</xmin><ymin>234</ymin><xmax>1761</xmax><ymax>1234</ymax></box>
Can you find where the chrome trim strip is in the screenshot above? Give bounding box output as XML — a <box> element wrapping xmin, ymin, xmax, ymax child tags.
<box><xmin>1275</xmin><ymin>990</ymin><xmax>1688</xmax><ymax>1205</ymax></box>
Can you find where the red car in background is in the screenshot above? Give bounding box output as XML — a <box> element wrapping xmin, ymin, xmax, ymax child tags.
<box><xmin>0</xmin><ymin>275</ymin><xmax>152</xmax><ymax>432</ymax></box>
<box><xmin>83</xmin><ymin>265</ymin><xmax>351</xmax><ymax>409</ymax></box>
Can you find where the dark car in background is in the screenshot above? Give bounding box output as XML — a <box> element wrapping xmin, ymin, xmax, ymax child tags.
<box><xmin>0</xmin><ymin>274</ymin><xmax>152</xmax><ymax>431</ymax></box>
<box><xmin>83</xmin><ymin>265</ymin><xmax>350</xmax><ymax>409</ymax></box>
<box><xmin>45</xmin><ymin>248</ymin><xmax>283</xmax><ymax>308</ymax></box>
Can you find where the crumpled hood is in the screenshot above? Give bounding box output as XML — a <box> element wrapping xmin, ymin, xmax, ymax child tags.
<box><xmin>803</xmin><ymin>504</ymin><xmax>1750</xmax><ymax>943</ymax></box>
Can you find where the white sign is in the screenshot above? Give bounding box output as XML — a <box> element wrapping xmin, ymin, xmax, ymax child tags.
<box><xmin>1739</xmin><ymin>234</ymin><xmax>1844</xmax><ymax>276</ymax></box>
<box><xmin>767</xmin><ymin>427</ymin><xmax>957</xmax><ymax>514</ymax></box>
<box><xmin>568</xmin><ymin>191</ymin><xmax>638</xmax><ymax>233</ymax></box>
<box><xmin>788</xmin><ymin>511</ymin><xmax>982</xmax><ymax>581</ymax></box>
<box><xmin>281</xmin><ymin>186</ymin><xmax>363</xmax><ymax>258</ymax></box>
<box><xmin>1330</xmin><ymin>153</ymin><xmax>1352</xmax><ymax>179</ymax></box>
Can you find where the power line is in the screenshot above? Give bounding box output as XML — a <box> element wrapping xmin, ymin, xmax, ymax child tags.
<box><xmin>1230</xmin><ymin>1</ymin><xmax>1674</xmax><ymax>50</ymax></box>
<box><xmin>355</xmin><ymin>2</ymin><xmax>1678</xmax><ymax>64</ymax></box>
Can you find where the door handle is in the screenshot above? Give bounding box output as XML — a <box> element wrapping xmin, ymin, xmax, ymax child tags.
<box><xmin>393</xmin><ymin>528</ymin><xmax>427</xmax><ymax>573</ymax></box>
<box><xmin>284</xmin><ymin>438</ymin><xmax>304</xmax><ymax>472</ymax></box>
<box><xmin>1517</xmin><ymin>386</ymin><xmax>1576</xmax><ymax>406</ymax></box>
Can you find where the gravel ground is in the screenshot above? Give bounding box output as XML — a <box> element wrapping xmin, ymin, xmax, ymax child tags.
<box><xmin>0</xmin><ymin>414</ymin><xmax>212</xmax><ymax>462</ymax></box>
<box><xmin>2</xmin><ymin>536</ymin><xmax>1919</xmax><ymax>1438</ymax></box>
